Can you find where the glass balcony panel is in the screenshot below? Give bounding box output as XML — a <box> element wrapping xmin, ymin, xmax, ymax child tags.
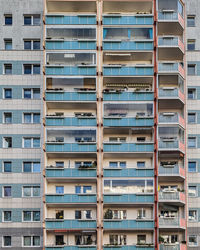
<box><xmin>45</xmin><ymin>194</ymin><xmax>97</xmax><ymax>203</ymax></box>
<box><xmin>103</xmin><ymin>41</ymin><xmax>153</xmax><ymax>51</ymax></box>
<box><xmin>103</xmin><ymin>220</ymin><xmax>154</xmax><ymax>229</ymax></box>
<box><xmin>103</xmin><ymin>194</ymin><xmax>154</xmax><ymax>203</ymax></box>
<box><xmin>45</xmin><ymin>219</ymin><xmax>97</xmax><ymax>229</ymax></box>
<box><xmin>104</xmin><ymin>168</ymin><xmax>154</xmax><ymax>177</ymax></box>
<box><xmin>45</xmin><ymin>15</ymin><xmax>97</xmax><ymax>25</ymax></box>
<box><xmin>46</xmin><ymin>41</ymin><xmax>96</xmax><ymax>50</ymax></box>
<box><xmin>103</xmin><ymin>143</ymin><xmax>154</xmax><ymax>152</ymax></box>
<box><xmin>102</xmin><ymin>15</ymin><xmax>154</xmax><ymax>25</ymax></box>
<box><xmin>103</xmin><ymin>66</ymin><xmax>154</xmax><ymax>76</ymax></box>
<box><xmin>103</xmin><ymin>92</ymin><xmax>154</xmax><ymax>101</ymax></box>
<box><xmin>46</xmin><ymin>168</ymin><xmax>97</xmax><ymax>178</ymax></box>
<box><xmin>45</xmin><ymin>92</ymin><xmax>96</xmax><ymax>101</ymax></box>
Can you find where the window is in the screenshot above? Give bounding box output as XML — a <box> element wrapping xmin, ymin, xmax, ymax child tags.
<box><xmin>3</xmin><ymin>186</ymin><xmax>11</xmax><ymax>197</ymax></box>
<box><xmin>56</xmin><ymin>186</ymin><xmax>64</xmax><ymax>194</ymax></box>
<box><xmin>23</xmin><ymin>236</ymin><xmax>40</xmax><ymax>246</ymax></box>
<box><xmin>75</xmin><ymin>185</ymin><xmax>92</xmax><ymax>194</ymax></box>
<box><xmin>137</xmin><ymin>235</ymin><xmax>146</xmax><ymax>244</ymax></box>
<box><xmin>187</xmin><ymin>39</ymin><xmax>195</xmax><ymax>51</ymax></box>
<box><xmin>4</xmin><ymin>64</ymin><xmax>12</xmax><ymax>75</ymax></box>
<box><xmin>137</xmin><ymin>161</ymin><xmax>145</xmax><ymax>168</ymax></box>
<box><xmin>189</xmin><ymin>210</ymin><xmax>197</xmax><ymax>221</ymax></box>
<box><xmin>56</xmin><ymin>162</ymin><xmax>64</xmax><ymax>168</ymax></box>
<box><xmin>188</xmin><ymin>137</ymin><xmax>196</xmax><ymax>148</ymax></box>
<box><xmin>23</xmin><ymin>64</ymin><xmax>40</xmax><ymax>74</ymax></box>
<box><xmin>188</xmin><ymin>161</ymin><xmax>197</xmax><ymax>173</ymax></box>
<box><xmin>109</xmin><ymin>234</ymin><xmax>127</xmax><ymax>246</ymax></box>
<box><xmin>4</xmin><ymin>89</ymin><xmax>12</xmax><ymax>99</ymax></box>
<box><xmin>187</xmin><ymin>15</ymin><xmax>195</xmax><ymax>27</ymax></box>
<box><xmin>4</xmin><ymin>39</ymin><xmax>12</xmax><ymax>50</ymax></box>
<box><xmin>188</xmin><ymin>113</ymin><xmax>196</xmax><ymax>123</ymax></box>
<box><xmin>188</xmin><ymin>235</ymin><xmax>198</xmax><ymax>246</ymax></box>
<box><xmin>23</xmin><ymin>186</ymin><xmax>40</xmax><ymax>197</ymax></box>
<box><xmin>188</xmin><ymin>88</ymin><xmax>196</xmax><ymax>99</ymax></box>
<box><xmin>109</xmin><ymin>161</ymin><xmax>126</xmax><ymax>168</ymax></box>
<box><xmin>23</xmin><ymin>137</ymin><xmax>40</xmax><ymax>148</ymax></box>
<box><xmin>75</xmin><ymin>210</ymin><xmax>92</xmax><ymax>219</ymax></box>
<box><xmin>24</xmin><ymin>40</ymin><xmax>40</xmax><ymax>50</ymax></box>
<box><xmin>24</xmin><ymin>15</ymin><xmax>40</xmax><ymax>25</ymax></box>
<box><xmin>23</xmin><ymin>113</ymin><xmax>40</xmax><ymax>124</ymax></box>
<box><xmin>188</xmin><ymin>186</ymin><xmax>197</xmax><ymax>197</ymax></box>
<box><xmin>3</xmin><ymin>211</ymin><xmax>11</xmax><ymax>222</ymax></box>
<box><xmin>56</xmin><ymin>235</ymin><xmax>64</xmax><ymax>246</ymax></box>
<box><xmin>56</xmin><ymin>210</ymin><xmax>64</xmax><ymax>219</ymax></box>
<box><xmin>23</xmin><ymin>88</ymin><xmax>40</xmax><ymax>99</ymax></box>
<box><xmin>3</xmin><ymin>137</ymin><xmax>12</xmax><ymax>148</ymax></box>
<box><xmin>4</xmin><ymin>113</ymin><xmax>12</xmax><ymax>124</ymax></box>
<box><xmin>3</xmin><ymin>236</ymin><xmax>11</xmax><ymax>247</ymax></box>
<box><xmin>137</xmin><ymin>209</ymin><xmax>146</xmax><ymax>219</ymax></box>
<box><xmin>23</xmin><ymin>211</ymin><xmax>40</xmax><ymax>221</ymax></box>
<box><xmin>5</xmin><ymin>15</ymin><xmax>12</xmax><ymax>25</ymax></box>
<box><xmin>3</xmin><ymin>162</ymin><xmax>12</xmax><ymax>173</ymax></box>
<box><xmin>23</xmin><ymin>162</ymin><xmax>40</xmax><ymax>173</ymax></box>
<box><xmin>188</xmin><ymin>64</ymin><xmax>196</xmax><ymax>75</ymax></box>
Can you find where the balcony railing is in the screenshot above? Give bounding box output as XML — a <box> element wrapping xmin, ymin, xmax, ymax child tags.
<box><xmin>45</xmin><ymin>219</ymin><xmax>97</xmax><ymax>229</ymax></box>
<box><xmin>45</xmin><ymin>91</ymin><xmax>96</xmax><ymax>102</ymax></box>
<box><xmin>158</xmin><ymin>12</ymin><xmax>184</xmax><ymax>27</ymax></box>
<box><xmin>158</xmin><ymin>140</ymin><xmax>185</xmax><ymax>152</ymax></box>
<box><xmin>45</xmin><ymin>117</ymin><xmax>97</xmax><ymax>126</ymax></box>
<box><xmin>45</xmin><ymin>143</ymin><xmax>97</xmax><ymax>152</ymax></box>
<box><xmin>159</xmin><ymin>244</ymin><xmax>186</xmax><ymax>250</ymax></box>
<box><xmin>158</xmin><ymin>88</ymin><xmax>184</xmax><ymax>102</ymax></box>
<box><xmin>103</xmin><ymin>143</ymin><xmax>154</xmax><ymax>153</ymax></box>
<box><xmin>103</xmin><ymin>41</ymin><xmax>153</xmax><ymax>51</ymax></box>
<box><xmin>46</xmin><ymin>41</ymin><xmax>97</xmax><ymax>50</ymax></box>
<box><xmin>46</xmin><ymin>168</ymin><xmax>97</xmax><ymax>178</ymax></box>
<box><xmin>45</xmin><ymin>15</ymin><xmax>97</xmax><ymax>25</ymax></box>
<box><xmin>103</xmin><ymin>194</ymin><xmax>154</xmax><ymax>204</ymax></box>
<box><xmin>158</xmin><ymin>192</ymin><xmax>185</xmax><ymax>203</ymax></box>
<box><xmin>159</xmin><ymin>165</ymin><xmax>185</xmax><ymax>177</ymax></box>
<box><xmin>45</xmin><ymin>194</ymin><xmax>97</xmax><ymax>204</ymax></box>
<box><xmin>103</xmin><ymin>246</ymin><xmax>154</xmax><ymax>250</ymax></box>
<box><xmin>158</xmin><ymin>63</ymin><xmax>184</xmax><ymax>77</ymax></box>
<box><xmin>103</xmin><ymin>91</ymin><xmax>154</xmax><ymax>101</ymax></box>
<box><xmin>103</xmin><ymin>117</ymin><xmax>154</xmax><ymax>127</ymax></box>
<box><xmin>103</xmin><ymin>65</ymin><xmax>154</xmax><ymax>76</ymax></box>
<box><xmin>45</xmin><ymin>66</ymin><xmax>96</xmax><ymax>76</ymax></box>
<box><xmin>158</xmin><ymin>113</ymin><xmax>185</xmax><ymax>127</ymax></box>
<box><xmin>45</xmin><ymin>246</ymin><xmax>97</xmax><ymax>250</ymax></box>
<box><xmin>158</xmin><ymin>37</ymin><xmax>184</xmax><ymax>48</ymax></box>
<box><xmin>104</xmin><ymin>168</ymin><xmax>154</xmax><ymax>177</ymax></box>
<box><xmin>103</xmin><ymin>219</ymin><xmax>154</xmax><ymax>229</ymax></box>
<box><xmin>102</xmin><ymin>15</ymin><xmax>154</xmax><ymax>25</ymax></box>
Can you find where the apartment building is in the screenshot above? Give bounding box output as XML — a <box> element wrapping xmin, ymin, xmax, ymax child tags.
<box><xmin>43</xmin><ymin>0</ymin><xmax>186</xmax><ymax>250</ymax></box>
<box><xmin>186</xmin><ymin>0</ymin><xmax>200</xmax><ymax>248</ymax></box>
<box><xmin>0</xmin><ymin>0</ymin><xmax>43</xmax><ymax>249</ymax></box>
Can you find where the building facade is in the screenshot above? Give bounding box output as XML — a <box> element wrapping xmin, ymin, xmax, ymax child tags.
<box><xmin>0</xmin><ymin>0</ymin><xmax>43</xmax><ymax>249</ymax></box>
<box><xmin>3</xmin><ymin>0</ymin><xmax>200</xmax><ymax>249</ymax></box>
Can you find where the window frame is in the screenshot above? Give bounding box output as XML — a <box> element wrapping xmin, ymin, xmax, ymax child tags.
<box><xmin>3</xmin><ymin>112</ymin><xmax>12</xmax><ymax>124</ymax></box>
<box><xmin>22</xmin><ymin>186</ymin><xmax>40</xmax><ymax>197</ymax></box>
<box><xmin>188</xmin><ymin>161</ymin><xmax>197</xmax><ymax>173</ymax></box>
<box><xmin>23</xmin><ymin>236</ymin><xmax>41</xmax><ymax>247</ymax></box>
<box><xmin>188</xmin><ymin>235</ymin><xmax>198</xmax><ymax>246</ymax></box>
<box><xmin>188</xmin><ymin>137</ymin><xmax>197</xmax><ymax>148</ymax></box>
<box><xmin>23</xmin><ymin>162</ymin><xmax>40</xmax><ymax>173</ymax></box>
<box><xmin>3</xmin><ymin>137</ymin><xmax>12</xmax><ymax>148</ymax></box>
<box><xmin>187</xmin><ymin>15</ymin><xmax>196</xmax><ymax>27</ymax></box>
<box><xmin>188</xmin><ymin>112</ymin><xmax>196</xmax><ymax>124</ymax></box>
<box><xmin>23</xmin><ymin>210</ymin><xmax>40</xmax><ymax>222</ymax></box>
<box><xmin>188</xmin><ymin>209</ymin><xmax>198</xmax><ymax>222</ymax></box>
<box><xmin>3</xmin><ymin>211</ymin><xmax>12</xmax><ymax>222</ymax></box>
<box><xmin>4</xmin><ymin>64</ymin><xmax>12</xmax><ymax>75</ymax></box>
<box><xmin>23</xmin><ymin>137</ymin><xmax>40</xmax><ymax>148</ymax></box>
<box><xmin>4</xmin><ymin>14</ymin><xmax>12</xmax><ymax>25</ymax></box>
<box><xmin>4</xmin><ymin>39</ymin><xmax>12</xmax><ymax>50</ymax></box>
<box><xmin>188</xmin><ymin>185</ymin><xmax>197</xmax><ymax>197</ymax></box>
<box><xmin>23</xmin><ymin>112</ymin><xmax>40</xmax><ymax>124</ymax></box>
<box><xmin>3</xmin><ymin>161</ymin><xmax>12</xmax><ymax>173</ymax></box>
<box><xmin>3</xmin><ymin>186</ymin><xmax>12</xmax><ymax>197</ymax></box>
<box><xmin>4</xmin><ymin>88</ymin><xmax>12</xmax><ymax>99</ymax></box>
<box><xmin>3</xmin><ymin>236</ymin><xmax>12</xmax><ymax>247</ymax></box>
<box><xmin>188</xmin><ymin>88</ymin><xmax>196</xmax><ymax>100</ymax></box>
<box><xmin>24</xmin><ymin>14</ymin><xmax>41</xmax><ymax>26</ymax></box>
<box><xmin>188</xmin><ymin>64</ymin><xmax>196</xmax><ymax>76</ymax></box>
<box><xmin>187</xmin><ymin>39</ymin><xmax>195</xmax><ymax>51</ymax></box>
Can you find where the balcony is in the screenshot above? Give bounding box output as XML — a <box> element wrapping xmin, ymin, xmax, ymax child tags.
<box><xmin>45</xmin><ymin>219</ymin><xmax>97</xmax><ymax>230</ymax></box>
<box><xmin>45</xmin><ymin>65</ymin><xmax>96</xmax><ymax>76</ymax></box>
<box><xmin>158</xmin><ymin>192</ymin><xmax>185</xmax><ymax>205</ymax></box>
<box><xmin>45</xmin><ymin>117</ymin><xmax>97</xmax><ymax>127</ymax></box>
<box><xmin>45</xmin><ymin>247</ymin><xmax>97</xmax><ymax>250</ymax></box>
<box><xmin>103</xmin><ymin>142</ymin><xmax>154</xmax><ymax>153</ymax></box>
<box><xmin>103</xmin><ymin>117</ymin><xmax>154</xmax><ymax>127</ymax></box>
<box><xmin>158</xmin><ymin>12</ymin><xmax>184</xmax><ymax>28</ymax></box>
<box><xmin>103</xmin><ymin>41</ymin><xmax>153</xmax><ymax>51</ymax></box>
<box><xmin>158</xmin><ymin>140</ymin><xmax>185</xmax><ymax>153</ymax></box>
<box><xmin>45</xmin><ymin>15</ymin><xmax>97</xmax><ymax>25</ymax></box>
<box><xmin>159</xmin><ymin>244</ymin><xmax>186</xmax><ymax>250</ymax></box>
<box><xmin>158</xmin><ymin>37</ymin><xmax>184</xmax><ymax>55</ymax></box>
<box><xmin>158</xmin><ymin>88</ymin><xmax>184</xmax><ymax>104</ymax></box>
<box><xmin>103</xmin><ymin>246</ymin><xmax>154</xmax><ymax>250</ymax></box>
<box><xmin>159</xmin><ymin>217</ymin><xmax>186</xmax><ymax>229</ymax></box>
<box><xmin>103</xmin><ymin>65</ymin><xmax>154</xmax><ymax>76</ymax></box>
<box><xmin>46</xmin><ymin>41</ymin><xmax>96</xmax><ymax>50</ymax></box>
<box><xmin>158</xmin><ymin>113</ymin><xmax>185</xmax><ymax>127</ymax></box>
<box><xmin>104</xmin><ymin>168</ymin><xmax>154</xmax><ymax>178</ymax></box>
<box><xmin>103</xmin><ymin>219</ymin><xmax>154</xmax><ymax>230</ymax></box>
<box><xmin>102</xmin><ymin>14</ymin><xmax>154</xmax><ymax>25</ymax></box>
<box><xmin>158</xmin><ymin>63</ymin><xmax>184</xmax><ymax>78</ymax></box>
<box><xmin>158</xmin><ymin>165</ymin><xmax>185</xmax><ymax>179</ymax></box>
<box><xmin>45</xmin><ymin>91</ymin><xmax>96</xmax><ymax>102</ymax></box>
<box><xmin>46</xmin><ymin>142</ymin><xmax>97</xmax><ymax>153</ymax></box>
<box><xmin>45</xmin><ymin>167</ymin><xmax>97</xmax><ymax>178</ymax></box>
<box><xmin>45</xmin><ymin>194</ymin><xmax>97</xmax><ymax>204</ymax></box>
<box><xmin>103</xmin><ymin>194</ymin><xmax>154</xmax><ymax>204</ymax></box>
<box><xmin>103</xmin><ymin>91</ymin><xmax>154</xmax><ymax>101</ymax></box>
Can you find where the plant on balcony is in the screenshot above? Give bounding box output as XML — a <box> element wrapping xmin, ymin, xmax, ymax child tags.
<box><xmin>159</xmin><ymin>236</ymin><xmax>165</xmax><ymax>243</ymax></box>
<box><xmin>104</xmin><ymin>209</ymin><xmax>113</xmax><ymax>219</ymax></box>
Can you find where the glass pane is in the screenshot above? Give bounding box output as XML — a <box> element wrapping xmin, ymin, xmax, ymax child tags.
<box><xmin>24</xmin><ymin>16</ymin><xmax>31</xmax><ymax>25</ymax></box>
<box><xmin>5</xmin><ymin>41</ymin><xmax>12</xmax><ymax>50</ymax></box>
<box><xmin>33</xmin><ymin>162</ymin><xmax>40</xmax><ymax>172</ymax></box>
<box><xmin>5</xmin><ymin>16</ymin><xmax>12</xmax><ymax>25</ymax></box>
<box><xmin>5</xmin><ymin>65</ymin><xmax>12</xmax><ymax>74</ymax></box>
<box><xmin>83</xmin><ymin>186</ymin><xmax>92</xmax><ymax>193</ymax></box>
<box><xmin>188</xmin><ymin>162</ymin><xmax>197</xmax><ymax>172</ymax></box>
<box><xmin>33</xmin><ymin>41</ymin><xmax>40</xmax><ymax>50</ymax></box>
<box><xmin>33</xmin><ymin>114</ymin><xmax>40</xmax><ymax>123</ymax></box>
<box><xmin>33</xmin><ymin>138</ymin><xmax>40</xmax><ymax>148</ymax></box>
<box><xmin>4</xmin><ymin>113</ymin><xmax>12</xmax><ymax>123</ymax></box>
<box><xmin>33</xmin><ymin>236</ymin><xmax>40</xmax><ymax>246</ymax></box>
<box><xmin>24</xmin><ymin>41</ymin><xmax>31</xmax><ymax>50</ymax></box>
<box><xmin>75</xmin><ymin>210</ymin><xmax>81</xmax><ymax>219</ymax></box>
<box><xmin>33</xmin><ymin>211</ymin><xmax>40</xmax><ymax>221</ymax></box>
<box><xmin>33</xmin><ymin>15</ymin><xmax>40</xmax><ymax>25</ymax></box>
<box><xmin>24</xmin><ymin>89</ymin><xmax>31</xmax><ymax>99</ymax></box>
<box><xmin>24</xmin><ymin>236</ymin><xmax>31</xmax><ymax>246</ymax></box>
<box><xmin>24</xmin><ymin>65</ymin><xmax>32</xmax><ymax>74</ymax></box>
<box><xmin>23</xmin><ymin>162</ymin><xmax>32</xmax><ymax>172</ymax></box>
<box><xmin>56</xmin><ymin>186</ymin><xmax>64</xmax><ymax>194</ymax></box>
<box><xmin>33</xmin><ymin>89</ymin><xmax>40</xmax><ymax>99</ymax></box>
<box><xmin>33</xmin><ymin>65</ymin><xmax>40</xmax><ymax>74</ymax></box>
<box><xmin>24</xmin><ymin>138</ymin><xmax>31</xmax><ymax>148</ymax></box>
<box><xmin>4</xmin><ymin>236</ymin><xmax>11</xmax><ymax>246</ymax></box>
<box><xmin>23</xmin><ymin>211</ymin><xmax>31</xmax><ymax>221</ymax></box>
<box><xmin>24</xmin><ymin>114</ymin><xmax>31</xmax><ymax>123</ymax></box>
<box><xmin>4</xmin><ymin>187</ymin><xmax>11</xmax><ymax>196</ymax></box>
<box><xmin>5</xmin><ymin>89</ymin><xmax>12</xmax><ymax>98</ymax></box>
<box><xmin>33</xmin><ymin>186</ymin><xmax>40</xmax><ymax>196</ymax></box>
<box><xmin>4</xmin><ymin>162</ymin><xmax>11</xmax><ymax>172</ymax></box>
<box><xmin>23</xmin><ymin>187</ymin><xmax>31</xmax><ymax>197</ymax></box>
<box><xmin>4</xmin><ymin>211</ymin><xmax>11</xmax><ymax>221</ymax></box>
<box><xmin>75</xmin><ymin>186</ymin><xmax>81</xmax><ymax>194</ymax></box>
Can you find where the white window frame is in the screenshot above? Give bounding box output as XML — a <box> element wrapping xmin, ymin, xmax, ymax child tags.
<box><xmin>188</xmin><ymin>161</ymin><xmax>197</xmax><ymax>173</ymax></box>
<box><xmin>188</xmin><ymin>185</ymin><xmax>197</xmax><ymax>197</ymax></box>
<box><xmin>23</xmin><ymin>113</ymin><xmax>40</xmax><ymax>124</ymax></box>
<box><xmin>22</xmin><ymin>211</ymin><xmax>40</xmax><ymax>222</ymax></box>
<box><xmin>23</xmin><ymin>64</ymin><xmax>40</xmax><ymax>75</ymax></box>
<box><xmin>188</xmin><ymin>235</ymin><xmax>198</xmax><ymax>246</ymax></box>
<box><xmin>22</xmin><ymin>162</ymin><xmax>41</xmax><ymax>173</ymax></box>
<box><xmin>22</xmin><ymin>235</ymin><xmax>41</xmax><ymax>247</ymax></box>
<box><xmin>24</xmin><ymin>14</ymin><xmax>41</xmax><ymax>26</ymax></box>
<box><xmin>2</xmin><ymin>236</ymin><xmax>12</xmax><ymax>247</ymax></box>
<box><xmin>23</xmin><ymin>137</ymin><xmax>40</xmax><ymax>148</ymax></box>
<box><xmin>188</xmin><ymin>137</ymin><xmax>197</xmax><ymax>148</ymax></box>
<box><xmin>2</xmin><ymin>186</ymin><xmax>12</xmax><ymax>198</ymax></box>
<box><xmin>188</xmin><ymin>209</ymin><xmax>198</xmax><ymax>222</ymax></box>
<box><xmin>23</xmin><ymin>88</ymin><xmax>40</xmax><ymax>99</ymax></box>
<box><xmin>24</xmin><ymin>39</ymin><xmax>40</xmax><ymax>50</ymax></box>
<box><xmin>4</xmin><ymin>64</ymin><xmax>12</xmax><ymax>75</ymax></box>
<box><xmin>188</xmin><ymin>112</ymin><xmax>196</xmax><ymax>124</ymax></box>
<box><xmin>22</xmin><ymin>186</ymin><xmax>40</xmax><ymax>197</ymax></box>
<box><xmin>3</xmin><ymin>112</ymin><xmax>12</xmax><ymax>124</ymax></box>
<box><xmin>2</xmin><ymin>211</ymin><xmax>12</xmax><ymax>222</ymax></box>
